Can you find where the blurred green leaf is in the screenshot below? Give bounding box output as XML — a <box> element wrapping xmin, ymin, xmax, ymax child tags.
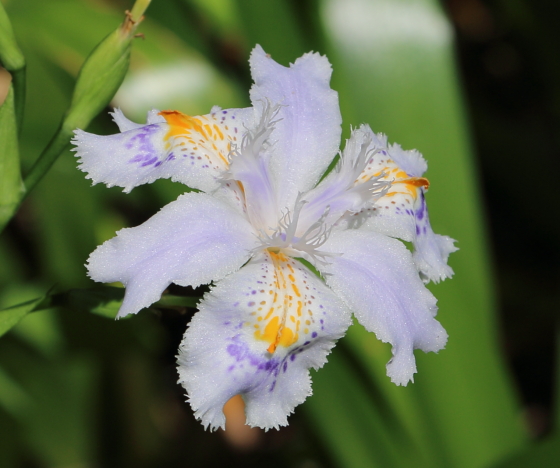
<box><xmin>234</xmin><ymin>0</ymin><xmax>308</xmax><ymax>63</ymax></box>
<box><xmin>308</xmin><ymin>346</ymin><xmax>438</xmax><ymax>468</ymax></box>
<box><xmin>492</xmin><ymin>433</ymin><xmax>560</xmax><ymax>468</ymax></box>
<box><xmin>0</xmin><ymin>287</ymin><xmax>201</xmax><ymax>335</ymax></box>
<box><xmin>302</xmin><ymin>0</ymin><xmax>527</xmax><ymax>467</ymax></box>
<box><xmin>0</xmin><ymin>85</ymin><xmax>24</xmax><ymax>230</ymax></box>
<box><xmin>0</xmin><ymin>295</ymin><xmax>44</xmax><ymax>338</ymax></box>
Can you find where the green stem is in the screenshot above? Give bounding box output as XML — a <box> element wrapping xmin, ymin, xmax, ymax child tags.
<box><xmin>0</xmin><ymin>121</ymin><xmax>71</xmax><ymax>234</ymax></box>
<box><xmin>22</xmin><ymin>121</ymin><xmax>73</xmax><ymax>195</ymax></box>
<box><xmin>129</xmin><ymin>0</ymin><xmax>151</xmax><ymax>22</ymax></box>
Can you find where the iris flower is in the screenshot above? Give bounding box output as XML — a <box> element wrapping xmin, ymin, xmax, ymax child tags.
<box><xmin>73</xmin><ymin>46</ymin><xmax>456</xmax><ymax>430</ymax></box>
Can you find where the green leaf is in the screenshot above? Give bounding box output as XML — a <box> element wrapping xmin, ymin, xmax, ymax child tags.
<box><xmin>307</xmin><ymin>346</ymin><xmax>438</xmax><ymax>468</ymax></box>
<box><xmin>0</xmin><ymin>295</ymin><xmax>44</xmax><ymax>338</ymax></box>
<box><xmin>0</xmin><ymin>85</ymin><xmax>25</xmax><ymax>231</ymax></box>
<box><xmin>55</xmin><ymin>287</ymin><xmax>200</xmax><ymax>318</ymax></box>
<box><xmin>302</xmin><ymin>0</ymin><xmax>527</xmax><ymax>466</ymax></box>
<box><xmin>234</xmin><ymin>0</ymin><xmax>309</xmax><ymax>63</ymax></box>
<box><xmin>0</xmin><ymin>287</ymin><xmax>201</xmax><ymax>331</ymax></box>
<box><xmin>60</xmin><ymin>287</ymin><xmax>126</xmax><ymax>319</ymax></box>
<box><xmin>492</xmin><ymin>433</ymin><xmax>560</xmax><ymax>468</ymax></box>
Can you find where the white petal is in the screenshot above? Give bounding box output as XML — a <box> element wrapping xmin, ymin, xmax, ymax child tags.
<box><xmin>362</xmin><ymin>190</ymin><xmax>457</xmax><ymax>282</ymax></box>
<box><xmin>413</xmin><ymin>228</ymin><xmax>458</xmax><ymax>283</ymax></box>
<box><xmin>87</xmin><ymin>192</ymin><xmax>256</xmax><ymax>318</ymax></box>
<box><xmin>73</xmin><ymin>107</ymin><xmax>254</xmax><ymax>193</ymax></box>
<box><xmin>177</xmin><ymin>251</ymin><xmax>350</xmax><ymax>430</ymax></box>
<box><xmin>322</xmin><ymin>229</ymin><xmax>447</xmax><ymax>385</ymax></box>
<box><xmin>386</xmin><ymin>142</ymin><xmax>427</xmax><ymax>177</ymax></box>
<box><xmin>299</xmin><ymin>126</ymin><xmax>390</xmax><ymax>233</ymax></box>
<box><xmin>110</xmin><ymin>108</ymin><xmax>144</xmax><ymax>131</ymax></box>
<box><xmin>227</xmin><ymin>103</ymin><xmax>280</xmax><ymax>232</ymax></box>
<box><xmin>337</xmin><ymin>125</ymin><xmax>456</xmax><ymax>282</ymax></box>
<box><xmin>249</xmin><ymin>45</ymin><xmax>342</xmax><ymax>209</ymax></box>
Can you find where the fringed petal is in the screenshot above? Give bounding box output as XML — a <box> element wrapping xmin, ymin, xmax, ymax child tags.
<box><xmin>339</xmin><ymin>125</ymin><xmax>457</xmax><ymax>282</ymax></box>
<box><xmin>87</xmin><ymin>192</ymin><xmax>256</xmax><ymax>318</ymax></box>
<box><xmin>322</xmin><ymin>229</ymin><xmax>448</xmax><ymax>385</ymax></box>
<box><xmin>177</xmin><ymin>251</ymin><xmax>350</xmax><ymax>430</ymax></box>
<box><xmin>73</xmin><ymin>107</ymin><xmax>254</xmax><ymax>193</ymax></box>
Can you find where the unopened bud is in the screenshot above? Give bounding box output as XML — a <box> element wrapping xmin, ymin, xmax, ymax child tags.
<box><xmin>64</xmin><ymin>0</ymin><xmax>151</xmax><ymax>130</ymax></box>
<box><xmin>0</xmin><ymin>3</ymin><xmax>25</xmax><ymax>72</ymax></box>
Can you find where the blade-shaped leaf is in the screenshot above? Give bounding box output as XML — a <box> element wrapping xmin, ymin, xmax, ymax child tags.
<box><xmin>302</xmin><ymin>0</ymin><xmax>529</xmax><ymax>466</ymax></box>
<box><xmin>0</xmin><ymin>295</ymin><xmax>44</xmax><ymax>337</ymax></box>
<box><xmin>0</xmin><ymin>287</ymin><xmax>201</xmax><ymax>334</ymax></box>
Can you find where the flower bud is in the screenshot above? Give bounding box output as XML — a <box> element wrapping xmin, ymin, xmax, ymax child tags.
<box><xmin>63</xmin><ymin>0</ymin><xmax>151</xmax><ymax>131</ymax></box>
<box><xmin>0</xmin><ymin>3</ymin><xmax>25</xmax><ymax>72</ymax></box>
<box><xmin>0</xmin><ymin>85</ymin><xmax>24</xmax><ymax>228</ymax></box>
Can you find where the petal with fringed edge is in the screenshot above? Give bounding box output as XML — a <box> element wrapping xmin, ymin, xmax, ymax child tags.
<box><xmin>322</xmin><ymin>229</ymin><xmax>448</xmax><ymax>386</ymax></box>
<box><xmin>177</xmin><ymin>250</ymin><xmax>350</xmax><ymax>430</ymax></box>
<box><xmin>249</xmin><ymin>45</ymin><xmax>342</xmax><ymax>210</ymax></box>
<box><xmin>340</xmin><ymin>125</ymin><xmax>457</xmax><ymax>283</ymax></box>
<box><xmin>87</xmin><ymin>192</ymin><xmax>256</xmax><ymax>318</ymax></box>
<box><xmin>73</xmin><ymin>106</ymin><xmax>254</xmax><ymax>193</ymax></box>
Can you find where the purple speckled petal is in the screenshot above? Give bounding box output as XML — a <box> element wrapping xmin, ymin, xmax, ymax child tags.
<box><xmin>177</xmin><ymin>252</ymin><xmax>350</xmax><ymax>430</ymax></box>
<box><xmin>73</xmin><ymin>107</ymin><xmax>254</xmax><ymax>193</ymax></box>
<box><xmin>336</xmin><ymin>125</ymin><xmax>456</xmax><ymax>282</ymax></box>
<box><xmin>322</xmin><ymin>229</ymin><xmax>447</xmax><ymax>386</ymax></box>
<box><xmin>87</xmin><ymin>192</ymin><xmax>256</xmax><ymax>318</ymax></box>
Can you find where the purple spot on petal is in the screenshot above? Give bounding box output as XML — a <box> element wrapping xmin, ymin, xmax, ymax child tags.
<box><xmin>290</xmin><ymin>354</ymin><xmax>296</xmax><ymax>362</ymax></box>
<box><xmin>312</xmin><ymin>332</ymin><xmax>317</xmax><ymax>338</ymax></box>
<box><xmin>283</xmin><ymin>362</ymin><xmax>288</xmax><ymax>373</ymax></box>
<box><xmin>141</xmin><ymin>156</ymin><xmax>158</xmax><ymax>167</ymax></box>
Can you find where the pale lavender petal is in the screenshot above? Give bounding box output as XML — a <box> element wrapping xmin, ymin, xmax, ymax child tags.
<box><xmin>362</xmin><ymin>190</ymin><xmax>457</xmax><ymax>282</ymax></box>
<box><xmin>110</xmin><ymin>108</ymin><xmax>145</xmax><ymax>131</ymax></box>
<box><xmin>386</xmin><ymin>142</ymin><xmax>427</xmax><ymax>178</ymax></box>
<box><xmin>337</xmin><ymin>125</ymin><xmax>456</xmax><ymax>282</ymax></box>
<box><xmin>299</xmin><ymin>126</ymin><xmax>390</xmax><ymax>233</ymax></box>
<box><xmin>87</xmin><ymin>192</ymin><xmax>256</xmax><ymax>318</ymax></box>
<box><xmin>322</xmin><ymin>229</ymin><xmax>447</xmax><ymax>385</ymax></box>
<box><xmin>412</xmin><ymin>194</ymin><xmax>458</xmax><ymax>282</ymax></box>
<box><xmin>177</xmin><ymin>251</ymin><xmax>350</xmax><ymax>430</ymax></box>
<box><xmin>249</xmin><ymin>45</ymin><xmax>342</xmax><ymax>209</ymax></box>
<box><xmin>227</xmin><ymin>103</ymin><xmax>280</xmax><ymax>232</ymax></box>
<box><xmin>73</xmin><ymin>107</ymin><xmax>253</xmax><ymax>193</ymax></box>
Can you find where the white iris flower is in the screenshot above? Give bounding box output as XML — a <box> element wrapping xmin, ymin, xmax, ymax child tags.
<box><xmin>72</xmin><ymin>45</ymin><xmax>456</xmax><ymax>430</ymax></box>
